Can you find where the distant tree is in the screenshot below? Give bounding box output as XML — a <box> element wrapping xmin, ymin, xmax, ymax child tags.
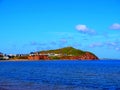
<box><xmin>0</xmin><ymin>52</ymin><xmax>3</xmax><ymax>57</ymax></box>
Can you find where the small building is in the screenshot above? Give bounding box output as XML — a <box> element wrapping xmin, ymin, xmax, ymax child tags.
<box><xmin>3</xmin><ymin>56</ymin><xmax>9</xmax><ymax>60</ymax></box>
<box><xmin>28</xmin><ymin>54</ymin><xmax>50</xmax><ymax>60</ymax></box>
<box><xmin>0</xmin><ymin>52</ymin><xmax>9</xmax><ymax>60</ymax></box>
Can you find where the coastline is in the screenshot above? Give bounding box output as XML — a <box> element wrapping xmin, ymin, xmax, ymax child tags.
<box><xmin>0</xmin><ymin>59</ymin><xmax>30</xmax><ymax>62</ymax></box>
<box><xmin>0</xmin><ymin>59</ymin><xmax>120</xmax><ymax>62</ymax></box>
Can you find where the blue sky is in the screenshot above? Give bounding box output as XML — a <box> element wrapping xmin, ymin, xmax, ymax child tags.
<box><xmin>0</xmin><ymin>0</ymin><xmax>120</xmax><ymax>59</ymax></box>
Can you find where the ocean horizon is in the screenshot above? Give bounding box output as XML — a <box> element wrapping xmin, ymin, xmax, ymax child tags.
<box><xmin>0</xmin><ymin>60</ymin><xmax>120</xmax><ymax>90</ymax></box>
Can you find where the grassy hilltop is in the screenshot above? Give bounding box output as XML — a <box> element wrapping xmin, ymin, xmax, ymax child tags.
<box><xmin>36</xmin><ymin>47</ymin><xmax>99</xmax><ymax>60</ymax></box>
<box><xmin>39</xmin><ymin>47</ymin><xmax>85</xmax><ymax>56</ymax></box>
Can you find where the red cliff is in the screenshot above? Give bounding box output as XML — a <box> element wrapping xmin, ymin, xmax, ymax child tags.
<box><xmin>60</xmin><ymin>52</ymin><xmax>98</xmax><ymax>60</ymax></box>
<box><xmin>28</xmin><ymin>55</ymin><xmax>50</xmax><ymax>60</ymax></box>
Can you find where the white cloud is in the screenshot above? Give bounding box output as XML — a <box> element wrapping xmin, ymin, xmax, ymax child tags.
<box><xmin>76</xmin><ymin>24</ymin><xmax>88</xmax><ymax>32</ymax></box>
<box><xmin>60</xmin><ymin>39</ymin><xmax>67</xmax><ymax>43</ymax></box>
<box><xmin>116</xmin><ymin>47</ymin><xmax>120</xmax><ymax>51</ymax></box>
<box><xmin>30</xmin><ymin>42</ymin><xmax>46</xmax><ymax>46</ymax></box>
<box><xmin>89</xmin><ymin>42</ymin><xmax>103</xmax><ymax>48</ymax></box>
<box><xmin>75</xmin><ymin>24</ymin><xmax>96</xmax><ymax>35</ymax></box>
<box><xmin>106</xmin><ymin>42</ymin><xmax>118</xmax><ymax>47</ymax></box>
<box><xmin>110</xmin><ymin>23</ymin><xmax>120</xmax><ymax>30</ymax></box>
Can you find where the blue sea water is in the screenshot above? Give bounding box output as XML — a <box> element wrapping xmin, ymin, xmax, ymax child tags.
<box><xmin>0</xmin><ymin>60</ymin><xmax>120</xmax><ymax>90</ymax></box>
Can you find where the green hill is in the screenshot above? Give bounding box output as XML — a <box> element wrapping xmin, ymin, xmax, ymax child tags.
<box><xmin>30</xmin><ymin>46</ymin><xmax>99</xmax><ymax>60</ymax></box>
<box><xmin>38</xmin><ymin>47</ymin><xmax>86</xmax><ymax>56</ymax></box>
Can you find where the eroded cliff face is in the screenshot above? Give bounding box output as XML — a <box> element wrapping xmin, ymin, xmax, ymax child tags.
<box><xmin>79</xmin><ymin>52</ymin><xmax>99</xmax><ymax>60</ymax></box>
<box><xmin>60</xmin><ymin>52</ymin><xmax>99</xmax><ymax>60</ymax></box>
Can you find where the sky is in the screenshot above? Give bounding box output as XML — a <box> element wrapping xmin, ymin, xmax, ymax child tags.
<box><xmin>0</xmin><ymin>0</ymin><xmax>120</xmax><ymax>59</ymax></box>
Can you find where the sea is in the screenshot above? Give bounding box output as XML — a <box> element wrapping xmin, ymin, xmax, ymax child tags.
<box><xmin>0</xmin><ymin>60</ymin><xmax>120</xmax><ymax>90</ymax></box>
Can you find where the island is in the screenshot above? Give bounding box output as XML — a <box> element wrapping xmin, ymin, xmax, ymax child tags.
<box><xmin>28</xmin><ymin>47</ymin><xmax>99</xmax><ymax>60</ymax></box>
